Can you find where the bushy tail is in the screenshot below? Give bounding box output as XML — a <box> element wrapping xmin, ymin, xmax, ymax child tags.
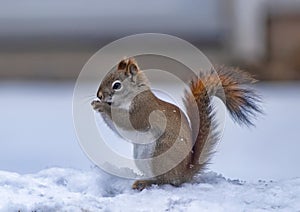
<box><xmin>208</xmin><ymin>65</ymin><xmax>262</xmax><ymax>126</ymax></box>
<box><xmin>184</xmin><ymin>65</ymin><xmax>262</xmax><ymax>171</ymax></box>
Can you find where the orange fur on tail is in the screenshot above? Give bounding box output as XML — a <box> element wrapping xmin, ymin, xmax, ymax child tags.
<box><xmin>184</xmin><ymin>65</ymin><xmax>262</xmax><ymax>170</ymax></box>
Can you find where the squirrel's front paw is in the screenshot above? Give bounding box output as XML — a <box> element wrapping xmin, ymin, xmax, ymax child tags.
<box><xmin>91</xmin><ymin>100</ymin><xmax>104</xmax><ymax>112</ymax></box>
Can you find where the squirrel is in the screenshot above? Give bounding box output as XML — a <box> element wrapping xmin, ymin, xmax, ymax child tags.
<box><xmin>91</xmin><ymin>57</ymin><xmax>262</xmax><ymax>190</ymax></box>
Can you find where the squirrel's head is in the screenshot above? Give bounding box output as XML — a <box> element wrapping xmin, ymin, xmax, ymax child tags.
<box><xmin>97</xmin><ymin>57</ymin><xmax>149</xmax><ymax>107</ymax></box>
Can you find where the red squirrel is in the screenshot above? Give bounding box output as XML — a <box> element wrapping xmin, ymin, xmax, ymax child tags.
<box><xmin>92</xmin><ymin>57</ymin><xmax>262</xmax><ymax>190</ymax></box>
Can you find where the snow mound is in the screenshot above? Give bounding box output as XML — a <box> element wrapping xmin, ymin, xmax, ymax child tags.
<box><xmin>0</xmin><ymin>168</ymin><xmax>299</xmax><ymax>211</ymax></box>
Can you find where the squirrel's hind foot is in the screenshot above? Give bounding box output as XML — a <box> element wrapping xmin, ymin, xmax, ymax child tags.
<box><xmin>132</xmin><ymin>180</ymin><xmax>155</xmax><ymax>191</ymax></box>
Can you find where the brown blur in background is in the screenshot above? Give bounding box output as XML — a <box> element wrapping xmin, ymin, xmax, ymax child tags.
<box><xmin>1</xmin><ymin>0</ymin><xmax>300</xmax><ymax>81</ymax></box>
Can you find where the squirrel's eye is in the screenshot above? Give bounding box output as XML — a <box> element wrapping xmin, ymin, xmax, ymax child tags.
<box><xmin>112</xmin><ymin>80</ymin><xmax>122</xmax><ymax>90</ymax></box>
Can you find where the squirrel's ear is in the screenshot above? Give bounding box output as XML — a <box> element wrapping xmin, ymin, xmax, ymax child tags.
<box><xmin>117</xmin><ymin>60</ymin><xmax>127</xmax><ymax>70</ymax></box>
<box><xmin>128</xmin><ymin>63</ymin><xmax>138</xmax><ymax>76</ymax></box>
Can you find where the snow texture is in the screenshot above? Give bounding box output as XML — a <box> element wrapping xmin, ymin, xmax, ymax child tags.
<box><xmin>1</xmin><ymin>167</ymin><xmax>300</xmax><ymax>212</ymax></box>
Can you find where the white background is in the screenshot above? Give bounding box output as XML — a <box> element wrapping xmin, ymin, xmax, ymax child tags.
<box><xmin>0</xmin><ymin>81</ymin><xmax>299</xmax><ymax>182</ymax></box>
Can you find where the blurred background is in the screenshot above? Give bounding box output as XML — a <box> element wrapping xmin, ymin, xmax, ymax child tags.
<box><xmin>1</xmin><ymin>0</ymin><xmax>300</xmax><ymax>181</ymax></box>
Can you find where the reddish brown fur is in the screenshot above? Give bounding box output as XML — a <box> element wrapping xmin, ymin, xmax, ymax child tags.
<box><xmin>92</xmin><ymin>58</ymin><xmax>262</xmax><ymax>190</ymax></box>
<box><xmin>185</xmin><ymin>65</ymin><xmax>262</xmax><ymax>170</ymax></box>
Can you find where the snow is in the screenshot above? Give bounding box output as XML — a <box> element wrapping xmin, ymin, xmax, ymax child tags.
<box><xmin>0</xmin><ymin>81</ymin><xmax>300</xmax><ymax>210</ymax></box>
<box><xmin>0</xmin><ymin>167</ymin><xmax>300</xmax><ymax>211</ymax></box>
